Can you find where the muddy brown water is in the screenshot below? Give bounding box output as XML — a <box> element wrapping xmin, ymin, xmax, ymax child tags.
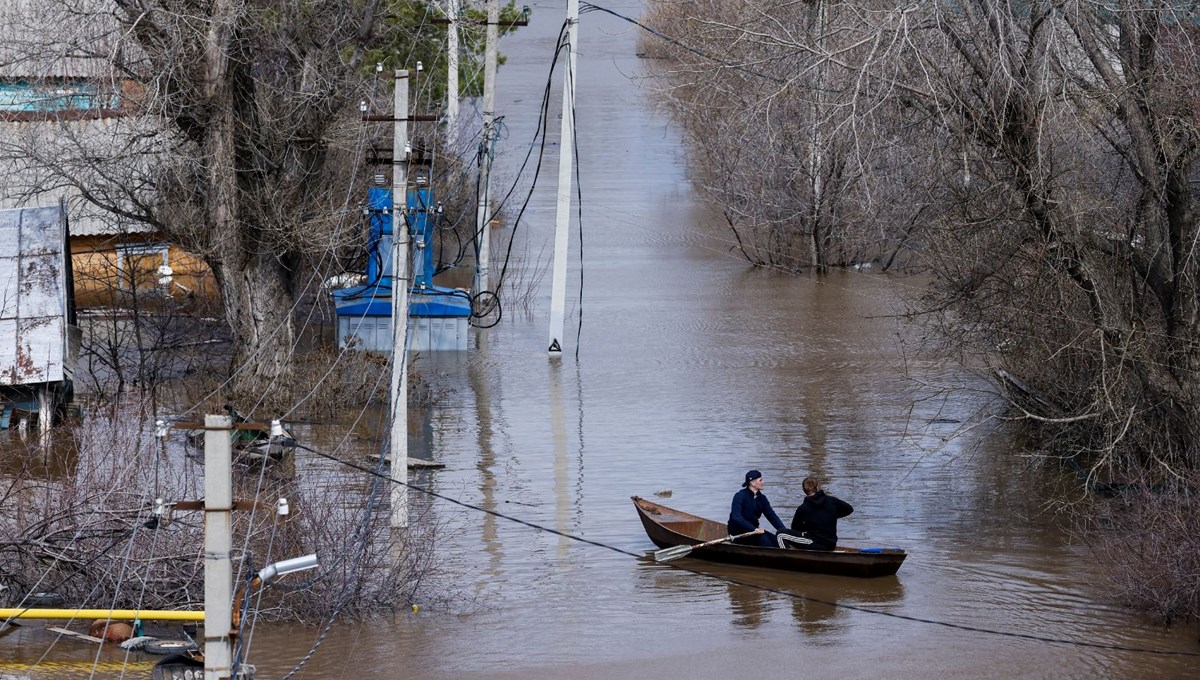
<box><xmin>4</xmin><ymin>1</ymin><xmax>1199</xmax><ymax>678</ymax></box>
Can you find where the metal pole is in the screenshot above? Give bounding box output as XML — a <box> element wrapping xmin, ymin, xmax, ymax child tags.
<box><xmin>548</xmin><ymin>0</ymin><xmax>578</xmax><ymax>355</ymax></box>
<box><xmin>0</xmin><ymin>608</ymin><xmax>206</xmax><ymax>621</ymax></box>
<box><xmin>390</xmin><ymin>70</ymin><xmax>411</xmax><ymax>529</ymax></box>
<box><xmin>446</xmin><ymin>0</ymin><xmax>460</xmax><ymax>147</ymax></box>
<box><xmin>473</xmin><ymin>0</ymin><xmax>500</xmax><ymax>297</ymax></box>
<box><xmin>203</xmin><ymin>414</ymin><xmax>233</xmax><ymax>680</ymax></box>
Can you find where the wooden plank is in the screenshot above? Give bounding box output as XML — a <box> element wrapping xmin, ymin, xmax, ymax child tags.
<box><xmin>366</xmin><ymin>453</ymin><xmax>445</xmax><ymax>469</ymax></box>
<box><xmin>46</xmin><ymin>628</ymin><xmax>105</xmax><ymax>642</ymax></box>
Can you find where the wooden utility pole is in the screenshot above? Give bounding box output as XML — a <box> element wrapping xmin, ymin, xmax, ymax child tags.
<box><xmin>473</xmin><ymin>0</ymin><xmax>500</xmax><ymax>296</ymax></box>
<box><xmin>390</xmin><ymin>70</ymin><xmax>411</xmax><ymax>529</ymax></box>
<box><xmin>203</xmin><ymin>414</ymin><xmax>233</xmax><ymax>680</ymax></box>
<box><xmin>548</xmin><ymin>0</ymin><xmax>579</xmax><ymax>355</ymax></box>
<box><xmin>445</xmin><ymin>0</ymin><xmax>460</xmax><ymax>146</ymax></box>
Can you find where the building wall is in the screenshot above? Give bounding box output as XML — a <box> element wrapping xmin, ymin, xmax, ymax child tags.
<box><xmin>70</xmin><ymin>233</ymin><xmax>219</xmax><ymax>311</ymax></box>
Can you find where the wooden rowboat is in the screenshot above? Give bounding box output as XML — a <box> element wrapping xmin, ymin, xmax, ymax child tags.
<box><xmin>633</xmin><ymin>496</ymin><xmax>906</xmax><ymax>578</ymax></box>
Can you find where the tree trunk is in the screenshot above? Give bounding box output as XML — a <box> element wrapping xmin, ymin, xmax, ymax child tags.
<box><xmin>202</xmin><ymin>0</ymin><xmax>295</xmax><ymax>392</ymax></box>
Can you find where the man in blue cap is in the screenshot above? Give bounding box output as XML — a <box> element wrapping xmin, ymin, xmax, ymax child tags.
<box><xmin>727</xmin><ymin>469</ymin><xmax>786</xmax><ymax>547</ymax></box>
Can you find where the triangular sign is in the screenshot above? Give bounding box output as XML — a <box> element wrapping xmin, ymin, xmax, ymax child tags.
<box><xmin>548</xmin><ymin>339</ymin><xmax>562</xmax><ymax>353</ymax></box>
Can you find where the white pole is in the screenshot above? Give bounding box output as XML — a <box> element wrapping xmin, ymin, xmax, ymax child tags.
<box><xmin>473</xmin><ymin>0</ymin><xmax>500</xmax><ymax>296</ymax></box>
<box><xmin>446</xmin><ymin>0</ymin><xmax>460</xmax><ymax>147</ymax></box>
<box><xmin>37</xmin><ymin>384</ymin><xmax>52</xmax><ymax>448</ymax></box>
<box><xmin>548</xmin><ymin>0</ymin><xmax>578</xmax><ymax>355</ymax></box>
<box><xmin>390</xmin><ymin>70</ymin><xmax>411</xmax><ymax>529</ymax></box>
<box><xmin>203</xmin><ymin>414</ymin><xmax>233</xmax><ymax>680</ymax></box>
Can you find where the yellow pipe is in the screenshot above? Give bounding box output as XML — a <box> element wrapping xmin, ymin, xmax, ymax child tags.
<box><xmin>0</xmin><ymin>608</ymin><xmax>204</xmax><ymax>621</ymax></box>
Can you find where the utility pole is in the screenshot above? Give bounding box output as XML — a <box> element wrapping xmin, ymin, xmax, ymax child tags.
<box><xmin>390</xmin><ymin>70</ymin><xmax>411</xmax><ymax>529</ymax></box>
<box><xmin>445</xmin><ymin>0</ymin><xmax>460</xmax><ymax>147</ymax></box>
<box><xmin>203</xmin><ymin>414</ymin><xmax>233</xmax><ymax>680</ymax></box>
<box><xmin>473</xmin><ymin>0</ymin><xmax>500</xmax><ymax>297</ymax></box>
<box><xmin>548</xmin><ymin>0</ymin><xmax>579</xmax><ymax>355</ymax></box>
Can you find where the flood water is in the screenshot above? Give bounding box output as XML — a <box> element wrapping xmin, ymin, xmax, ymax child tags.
<box><xmin>5</xmin><ymin>1</ymin><xmax>1200</xmax><ymax>678</ymax></box>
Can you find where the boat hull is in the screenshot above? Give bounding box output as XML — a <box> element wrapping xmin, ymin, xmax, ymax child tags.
<box><xmin>633</xmin><ymin>496</ymin><xmax>906</xmax><ymax>578</ymax></box>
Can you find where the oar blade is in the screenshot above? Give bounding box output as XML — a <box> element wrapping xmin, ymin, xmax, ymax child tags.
<box><xmin>653</xmin><ymin>544</ymin><xmax>695</xmax><ymax>563</ymax></box>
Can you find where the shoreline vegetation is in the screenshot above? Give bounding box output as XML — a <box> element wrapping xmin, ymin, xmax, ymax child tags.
<box><xmin>639</xmin><ymin>0</ymin><xmax>1200</xmax><ymax>629</ymax></box>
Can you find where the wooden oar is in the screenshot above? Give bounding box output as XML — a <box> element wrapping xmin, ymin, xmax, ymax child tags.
<box><xmin>654</xmin><ymin>531</ymin><xmax>761</xmax><ymax>563</ymax></box>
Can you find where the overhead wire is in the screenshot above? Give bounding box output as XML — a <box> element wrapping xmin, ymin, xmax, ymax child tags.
<box><xmin>578</xmin><ymin>2</ymin><xmax>785</xmax><ymax>85</ymax></box>
<box><xmin>3</xmin><ymin>416</ymin><xmax>164</xmax><ymax>679</ymax></box>
<box><xmin>273</xmin><ymin>414</ymin><xmax>396</xmax><ymax>680</ymax></box>
<box><xmin>568</xmin><ymin>39</ymin><xmax>584</xmax><ymax>359</ymax></box>
<box><xmin>475</xmin><ymin>18</ymin><xmax>573</xmax><ymax>317</ymax></box>
<box><xmin>295</xmin><ymin>442</ymin><xmax>1200</xmax><ymax>659</ymax></box>
<box><xmin>21</xmin><ymin>505</ymin><xmax>153</xmax><ymax>676</ymax></box>
<box><xmin>166</xmin><ymin>4</ymin><xmax>1200</xmax><ymax>673</ymax></box>
<box><xmin>569</xmin><ymin>2</ymin><xmax>1200</xmax><ymax>374</ymax></box>
<box><xmin>13</xmin><ymin>4</ymin><xmax>466</xmax><ymax>678</ymax></box>
<box><xmin>463</xmin><ymin>17</ymin><xmax>574</xmax><ymax>327</ymax></box>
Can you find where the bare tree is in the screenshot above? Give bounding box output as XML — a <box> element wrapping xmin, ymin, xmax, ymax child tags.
<box><xmin>0</xmin><ymin>1</ymin><xmax>405</xmax><ymax>396</ymax></box>
<box><xmin>0</xmin><ymin>403</ymin><xmax>457</xmax><ymax>621</ymax></box>
<box><xmin>641</xmin><ymin>0</ymin><xmax>1200</xmax><ymax>621</ymax></box>
<box><xmin>640</xmin><ymin>0</ymin><xmax>920</xmax><ymax>270</ymax></box>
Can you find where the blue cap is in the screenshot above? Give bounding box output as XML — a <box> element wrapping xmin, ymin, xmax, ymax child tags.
<box><xmin>742</xmin><ymin>470</ymin><xmax>762</xmax><ymax>487</ymax></box>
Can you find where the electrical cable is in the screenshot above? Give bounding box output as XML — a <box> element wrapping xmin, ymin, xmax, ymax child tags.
<box><xmin>275</xmin><ymin>428</ymin><xmax>394</xmax><ymax>680</ymax></box>
<box><xmin>2</xmin><ymin>418</ymin><xmax>164</xmax><ymax>658</ymax></box>
<box><xmin>116</xmin><ymin>510</ymin><xmax>162</xmax><ymax>680</ymax></box>
<box><xmin>16</xmin><ymin>511</ymin><xmax>151</xmax><ymax>677</ymax></box>
<box><xmin>475</xmin><ymin>19</ymin><xmax>573</xmax><ymax>319</ymax></box>
<box><xmin>294</xmin><ymin>442</ymin><xmax>1200</xmax><ymax>658</ymax></box>
<box><xmin>569</xmin><ymin>49</ymin><xmax>584</xmax><ymax>360</ymax></box>
<box><xmin>579</xmin><ymin>2</ymin><xmax>785</xmax><ymax>85</ymax></box>
<box><xmin>576</xmin><ymin>2</ymin><xmax>1200</xmax><ymax>373</ymax></box>
<box><xmin>463</xmin><ymin>20</ymin><xmax>572</xmax><ymax>327</ymax></box>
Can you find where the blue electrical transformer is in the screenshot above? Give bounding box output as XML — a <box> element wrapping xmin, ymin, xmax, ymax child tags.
<box><xmin>332</xmin><ymin>177</ymin><xmax>472</xmax><ymax>352</ymax></box>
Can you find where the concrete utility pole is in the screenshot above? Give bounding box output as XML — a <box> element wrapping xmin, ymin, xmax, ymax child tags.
<box><xmin>390</xmin><ymin>70</ymin><xmax>411</xmax><ymax>529</ymax></box>
<box><xmin>445</xmin><ymin>0</ymin><xmax>460</xmax><ymax>147</ymax></box>
<box><xmin>473</xmin><ymin>0</ymin><xmax>500</xmax><ymax>297</ymax></box>
<box><xmin>203</xmin><ymin>414</ymin><xmax>233</xmax><ymax>680</ymax></box>
<box><xmin>548</xmin><ymin>0</ymin><xmax>579</xmax><ymax>355</ymax></box>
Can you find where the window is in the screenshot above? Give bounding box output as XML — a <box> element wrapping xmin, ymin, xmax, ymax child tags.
<box><xmin>0</xmin><ymin>80</ymin><xmax>121</xmax><ymax>120</ymax></box>
<box><xmin>115</xmin><ymin>243</ymin><xmax>168</xmax><ymax>293</ymax></box>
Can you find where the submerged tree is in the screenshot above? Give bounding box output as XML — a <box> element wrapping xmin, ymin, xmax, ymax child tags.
<box><xmin>641</xmin><ymin>0</ymin><xmax>1200</xmax><ymax>621</ymax></box>
<box><xmin>639</xmin><ymin>0</ymin><xmax>921</xmax><ymax>270</ymax></box>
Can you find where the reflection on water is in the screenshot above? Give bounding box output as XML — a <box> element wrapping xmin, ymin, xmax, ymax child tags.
<box><xmin>727</xmin><ymin>581</ymin><xmax>767</xmax><ymax>629</ymax></box>
<box><xmin>549</xmin><ymin>359</ymin><xmax>572</xmax><ymax>557</ymax></box>
<box><xmin>639</xmin><ymin>559</ymin><xmax>905</xmax><ymax>638</ymax></box>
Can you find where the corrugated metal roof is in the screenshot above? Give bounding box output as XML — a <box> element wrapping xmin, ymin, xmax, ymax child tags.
<box><xmin>0</xmin><ymin>204</ymin><xmax>71</xmax><ymax>385</ymax></box>
<box><xmin>0</xmin><ymin>0</ymin><xmax>119</xmax><ymax>80</ymax></box>
<box><xmin>0</xmin><ymin>2</ymin><xmax>157</xmax><ymax>237</ymax></box>
<box><xmin>0</xmin><ymin>114</ymin><xmax>158</xmax><ymax>236</ymax></box>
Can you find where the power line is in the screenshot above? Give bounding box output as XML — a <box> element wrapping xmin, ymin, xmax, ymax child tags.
<box><xmin>578</xmin><ymin>2</ymin><xmax>785</xmax><ymax>85</ymax></box>
<box><xmin>295</xmin><ymin>442</ymin><xmax>1200</xmax><ymax>658</ymax></box>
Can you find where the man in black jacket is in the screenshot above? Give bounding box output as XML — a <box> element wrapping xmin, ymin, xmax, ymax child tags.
<box><xmin>727</xmin><ymin>469</ymin><xmax>786</xmax><ymax>547</ymax></box>
<box><xmin>778</xmin><ymin>477</ymin><xmax>853</xmax><ymax>551</ymax></box>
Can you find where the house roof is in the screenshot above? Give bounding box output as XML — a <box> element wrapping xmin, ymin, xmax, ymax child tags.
<box><xmin>0</xmin><ymin>0</ymin><xmax>118</xmax><ymax>80</ymax></box>
<box><xmin>0</xmin><ymin>204</ymin><xmax>73</xmax><ymax>386</ymax></box>
<box><xmin>0</xmin><ymin>112</ymin><xmax>160</xmax><ymax>236</ymax></box>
